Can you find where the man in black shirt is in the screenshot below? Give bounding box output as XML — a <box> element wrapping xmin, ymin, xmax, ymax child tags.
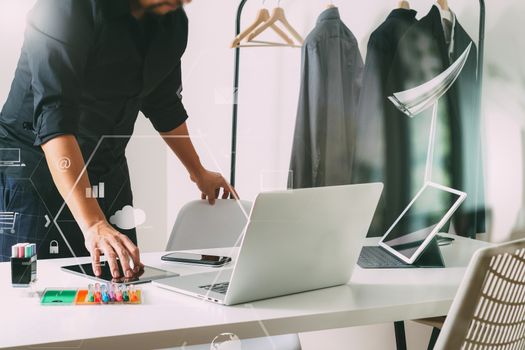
<box><xmin>0</xmin><ymin>0</ymin><xmax>237</xmax><ymax>279</ymax></box>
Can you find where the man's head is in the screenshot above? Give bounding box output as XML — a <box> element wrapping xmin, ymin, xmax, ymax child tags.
<box><xmin>134</xmin><ymin>0</ymin><xmax>192</xmax><ymax>16</ymax></box>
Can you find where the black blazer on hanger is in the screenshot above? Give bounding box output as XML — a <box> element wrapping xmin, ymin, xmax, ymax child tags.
<box><xmin>353</xmin><ymin>9</ymin><xmax>418</xmax><ymax>237</ymax></box>
<box><xmin>388</xmin><ymin>5</ymin><xmax>486</xmax><ymax>238</ymax></box>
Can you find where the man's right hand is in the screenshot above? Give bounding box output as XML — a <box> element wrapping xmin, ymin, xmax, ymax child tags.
<box><xmin>84</xmin><ymin>221</ymin><xmax>143</xmax><ymax>278</ymax></box>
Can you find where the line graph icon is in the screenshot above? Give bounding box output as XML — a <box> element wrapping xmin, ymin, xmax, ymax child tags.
<box><xmin>386</xmin><ymin>43</ymin><xmax>473</xmax><ymax>233</ymax></box>
<box><xmin>389</xmin><ymin>43</ymin><xmax>472</xmax><ymax>184</ymax></box>
<box><xmin>388</xmin><ymin>43</ymin><xmax>472</xmax><ymax>182</ymax></box>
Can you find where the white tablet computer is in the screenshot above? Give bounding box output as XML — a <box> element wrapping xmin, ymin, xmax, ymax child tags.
<box><xmin>379</xmin><ymin>182</ymin><xmax>467</xmax><ymax>264</ymax></box>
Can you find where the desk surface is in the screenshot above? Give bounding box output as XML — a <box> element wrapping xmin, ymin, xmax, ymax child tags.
<box><xmin>0</xmin><ymin>235</ymin><xmax>489</xmax><ymax>349</ymax></box>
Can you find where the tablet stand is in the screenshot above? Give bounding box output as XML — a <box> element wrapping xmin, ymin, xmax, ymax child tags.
<box><xmin>358</xmin><ymin>237</ymin><xmax>445</xmax><ymax>269</ymax></box>
<box><xmin>412</xmin><ymin>237</ymin><xmax>445</xmax><ymax>268</ymax></box>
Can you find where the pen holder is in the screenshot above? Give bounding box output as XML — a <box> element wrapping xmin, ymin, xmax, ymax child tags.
<box><xmin>11</xmin><ymin>255</ymin><xmax>37</xmax><ymax>287</ymax></box>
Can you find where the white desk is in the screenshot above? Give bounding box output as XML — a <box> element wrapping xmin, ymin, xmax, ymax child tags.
<box><xmin>0</xmin><ymin>235</ymin><xmax>489</xmax><ymax>349</ymax></box>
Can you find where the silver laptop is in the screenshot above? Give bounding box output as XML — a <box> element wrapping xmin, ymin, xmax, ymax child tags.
<box><xmin>153</xmin><ymin>183</ymin><xmax>383</xmax><ymax>305</ymax></box>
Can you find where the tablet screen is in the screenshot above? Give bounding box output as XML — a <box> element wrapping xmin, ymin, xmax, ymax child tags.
<box><xmin>382</xmin><ymin>185</ymin><xmax>462</xmax><ymax>260</ymax></box>
<box><xmin>62</xmin><ymin>262</ymin><xmax>178</xmax><ymax>284</ymax></box>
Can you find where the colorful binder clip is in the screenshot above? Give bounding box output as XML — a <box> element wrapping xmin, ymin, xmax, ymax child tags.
<box><xmin>87</xmin><ymin>284</ymin><xmax>95</xmax><ymax>303</ymax></box>
<box><xmin>101</xmin><ymin>284</ymin><xmax>109</xmax><ymax>304</ymax></box>
<box><xmin>50</xmin><ymin>283</ymin><xmax>143</xmax><ymax>306</ymax></box>
<box><xmin>94</xmin><ymin>283</ymin><xmax>102</xmax><ymax>303</ymax></box>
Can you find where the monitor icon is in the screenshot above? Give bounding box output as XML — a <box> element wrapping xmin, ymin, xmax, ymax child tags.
<box><xmin>0</xmin><ymin>148</ymin><xmax>25</xmax><ymax>167</ymax></box>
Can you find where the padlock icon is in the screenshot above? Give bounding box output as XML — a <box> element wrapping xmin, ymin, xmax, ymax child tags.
<box><xmin>49</xmin><ymin>240</ymin><xmax>59</xmax><ymax>255</ymax></box>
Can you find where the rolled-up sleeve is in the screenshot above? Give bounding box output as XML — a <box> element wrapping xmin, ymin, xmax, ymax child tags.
<box><xmin>141</xmin><ymin>61</ymin><xmax>189</xmax><ymax>132</ymax></box>
<box><xmin>26</xmin><ymin>0</ymin><xmax>94</xmax><ymax>145</ymax></box>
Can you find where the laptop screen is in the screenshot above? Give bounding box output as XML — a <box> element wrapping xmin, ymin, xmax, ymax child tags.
<box><xmin>382</xmin><ymin>185</ymin><xmax>462</xmax><ymax>260</ymax></box>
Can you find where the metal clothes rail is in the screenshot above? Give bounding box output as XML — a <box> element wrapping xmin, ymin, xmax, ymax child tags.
<box><xmin>229</xmin><ymin>0</ymin><xmax>486</xmax><ymax>187</ymax></box>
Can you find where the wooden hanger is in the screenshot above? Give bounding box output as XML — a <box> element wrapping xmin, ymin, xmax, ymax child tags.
<box><xmin>231</xmin><ymin>8</ymin><xmax>294</xmax><ymax>48</ymax></box>
<box><xmin>247</xmin><ymin>7</ymin><xmax>304</xmax><ymax>46</ymax></box>
<box><xmin>398</xmin><ymin>1</ymin><xmax>410</xmax><ymax>9</ymax></box>
<box><xmin>326</xmin><ymin>1</ymin><xmax>337</xmax><ymax>8</ymax></box>
<box><xmin>437</xmin><ymin>0</ymin><xmax>449</xmax><ymax>11</ymax></box>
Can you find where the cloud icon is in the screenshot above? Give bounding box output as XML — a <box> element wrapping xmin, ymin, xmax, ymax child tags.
<box><xmin>109</xmin><ymin>205</ymin><xmax>146</xmax><ymax>230</ymax></box>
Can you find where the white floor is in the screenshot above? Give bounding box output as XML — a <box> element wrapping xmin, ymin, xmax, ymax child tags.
<box><xmin>299</xmin><ymin>322</ymin><xmax>433</xmax><ymax>350</ymax></box>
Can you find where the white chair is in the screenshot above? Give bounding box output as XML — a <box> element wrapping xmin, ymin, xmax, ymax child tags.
<box><xmin>434</xmin><ymin>239</ymin><xmax>525</xmax><ymax>350</ymax></box>
<box><xmin>166</xmin><ymin>200</ymin><xmax>302</xmax><ymax>350</ymax></box>
<box><xmin>166</xmin><ymin>200</ymin><xmax>252</xmax><ymax>251</ymax></box>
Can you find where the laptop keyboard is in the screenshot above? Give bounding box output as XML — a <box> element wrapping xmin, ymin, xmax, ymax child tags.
<box><xmin>199</xmin><ymin>282</ymin><xmax>230</xmax><ymax>294</ymax></box>
<box><xmin>358</xmin><ymin>246</ymin><xmax>414</xmax><ymax>269</ymax></box>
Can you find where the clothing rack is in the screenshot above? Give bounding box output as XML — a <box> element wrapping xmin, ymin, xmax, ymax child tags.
<box><xmin>229</xmin><ymin>0</ymin><xmax>486</xmax><ymax>187</ymax></box>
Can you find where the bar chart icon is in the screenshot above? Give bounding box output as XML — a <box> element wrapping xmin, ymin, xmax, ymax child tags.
<box><xmin>86</xmin><ymin>183</ymin><xmax>105</xmax><ymax>199</ymax></box>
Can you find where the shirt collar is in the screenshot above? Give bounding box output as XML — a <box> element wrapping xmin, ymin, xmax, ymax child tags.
<box><xmin>436</xmin><ymin>3</ymin><xmax>454</xmax><ymax>22</ymax></box>
<box><xmin>434</xmin><ymin>4</ymin><xmax>456</xmax><ymax>56</ymax></box>
<box><xmin>317</xmin><ymin>7</ymin><xmax>340</xmax><ymax>24</ymax></box>
<box><xmin>387</xmin><ymin>8</ymin><xmax>417</xmax><ymax>21</ymax></box>
<box><xmin>106</xmin><ymin>0</ymin><xmax>131</xmax><ymax>19</ymax></box>
<box><xmin>434</xmin><ymin>3</ymin><xmax>456</xmax><ymax>33</ymax></box>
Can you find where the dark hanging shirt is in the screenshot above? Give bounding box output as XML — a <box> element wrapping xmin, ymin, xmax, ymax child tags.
<box><xmin>289</xmin><ymin>8</ymin><xmax>363</xmax><ymax>189</ymax></box>
<box><xmin>389</xmin><ymin>5</ymin><xmax>486</xmax><ymax>237</ymax></box>
<box><xmin>0</xmin><ymin>0</ymin><xmax>189</xmax><ymax>177</ymax></box>
<box><xmin>353</xmin><ymin>9</ymin><xmax>417</xmax><ymax>236</ymax></box>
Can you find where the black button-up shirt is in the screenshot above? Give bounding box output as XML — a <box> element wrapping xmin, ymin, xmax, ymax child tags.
<box><xmin>0</xmin><ymin>0</ymin><xmax>189</xmax><ymax>175</ymax></box>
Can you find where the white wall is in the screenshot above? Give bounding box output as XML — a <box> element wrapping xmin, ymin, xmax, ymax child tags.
<box><xmin>0</xmin><ymin>2</ymin><xmax>34</xmax><ymax>100</ymax></box>
<box><xmin>482</xmin><ymin>1</ymin><xmax>525</xmax><ymax>241</ymax></box>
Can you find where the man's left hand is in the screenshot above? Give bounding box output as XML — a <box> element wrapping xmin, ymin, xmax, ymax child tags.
<box><xmin>191</xmin><ymin>170</ymin><xmax>239</xmax><ymax>205</ymax></box>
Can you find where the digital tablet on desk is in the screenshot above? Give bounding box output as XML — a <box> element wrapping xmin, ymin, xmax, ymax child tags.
<box><xmin>61</xmin><ymin>262</ymin><xmax>178</xmax><ymax>285</ymax></box>
<box><xmin>378</xmin><ymin>182</ymin><xmax>466</xmax><ymax>264</ymax></box>
<box><xmin>359</xmin><ymin>182</ymin><xmax>465</xmax><ymax>269</ymax></box>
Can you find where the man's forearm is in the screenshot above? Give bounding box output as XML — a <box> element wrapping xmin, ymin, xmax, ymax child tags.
<box><xmin>41</xmin><ymin>135</ymin><xmax>106</xmax><ymax>232</ymax></box>
<box><xmin>160</xmin><ymin>122</ymin><xmax>238</xmax><ymax>203</ymax></box>
<box><xmin>160</xmin><ymin>122</ymin><xmax>205</xmax><ymax>179</ymax></box>
<box><xmin>42</xmin><ymin>135</ymin><xmax>142</xmax><ymax>277</ymax></box>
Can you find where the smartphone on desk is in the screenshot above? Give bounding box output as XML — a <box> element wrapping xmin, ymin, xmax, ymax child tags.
<box><xmin>161</xmin><ymin>252</ymin><xmax>232</xmax><ymax>267</ymax></box>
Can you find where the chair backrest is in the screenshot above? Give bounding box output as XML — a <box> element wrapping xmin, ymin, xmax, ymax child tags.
<box><xmin>435</xmin><ymin>238</ymin><xmax>525</xmax><ymax>350</ymax></box>
<box><xmin>166</xmin><ymin>200</ymin><xmax>253</xmax><ymax>251</ymax></box>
